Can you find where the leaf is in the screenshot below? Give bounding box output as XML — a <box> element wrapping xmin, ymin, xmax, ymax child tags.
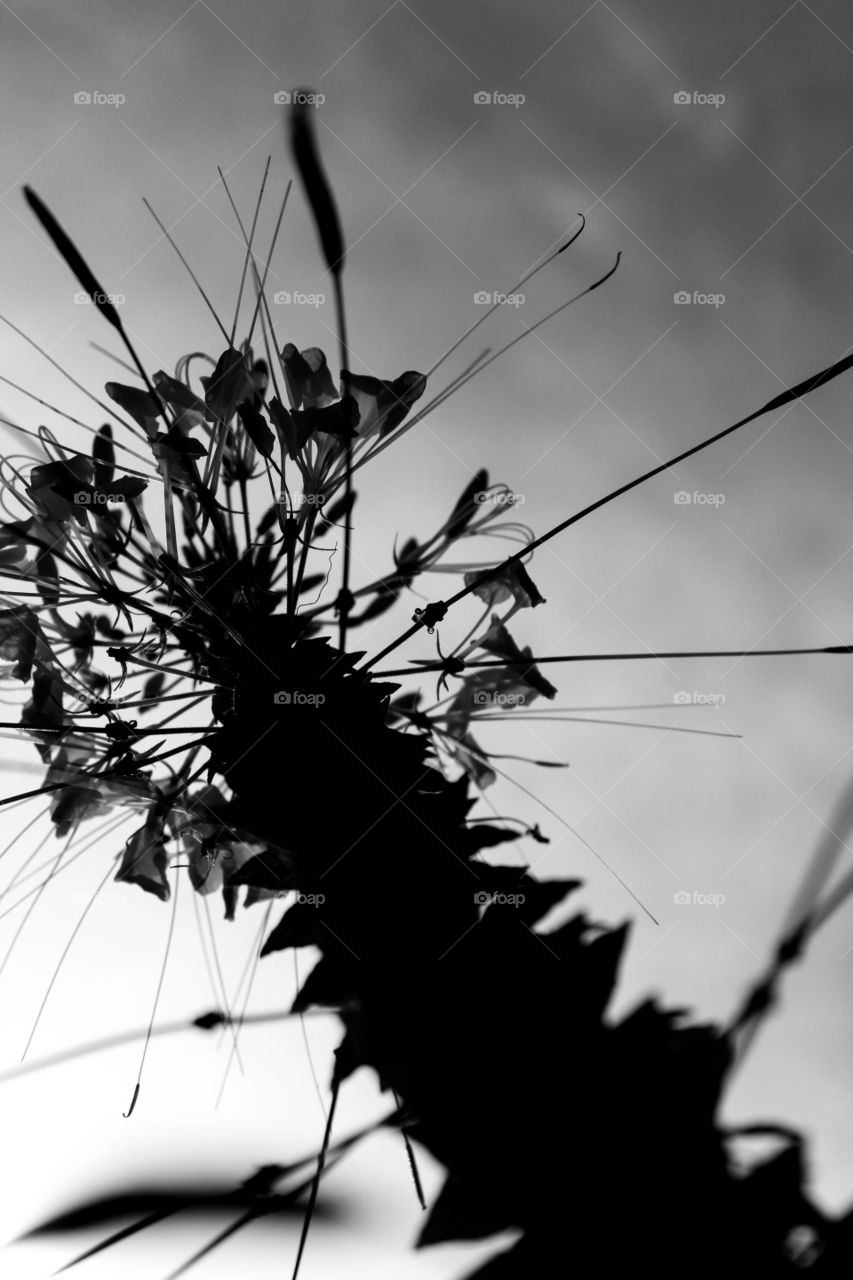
<box><xmin>461</xmin><ymin>1240</ymin><xmax>530</xmax><ymax>1279</ymax></box>
<box><xmin>289</xmin><ymin>96</ymin><xmax>345</xmax><ymax>275</ymax></box>
<box><xmin>153</xmin><ymin>426</ymin><xmax>208</xmax><ymax>460</ymax></box>
<box><xmin>93</xmin><ymin>424</ymin><xmax>115</xmax><ymax>488</ymax></box>
<box><xmin>115</xmin><ymin>814</ymin><xmax>171</xmax><ymax>900</ymax></box>
<box><xmin>255</xmin><ymin>505</ymin><xmax>279</xmax><ymax>537</ymax></box>
<box><xmin>153</xmin><ymin>370</ymin><xmax>209</xmax><ymax>419</ymax></box>
<box><xmin>24</xmin><ymin>187</ymin><xmax>122</xmax><ymax>331</ymax></box>
<box><xmin>281</xmin><ymin>345</ymin><xmax>312</xmax><ymax>411</ymax></box>
<box><xmin>463</xmin><ymin>824</ymin><xmax>522</xmax><ymax>853</ymax></box>
<box><xmin>393</xmin><ymin>537</ymin><xmax>421</xmax><ymax>580</ymax></box>
<box><xmin>106</xmin><ymin>382</ymin><xmax>161</xmax><ymax>435</ymax></box>
<box><xmin>386</xmin><ymin>691</ymin><xmax>424</xmax><ymax>732</ymax></box>
<box><xmin>193</xmin><ymin>1010</ymin><xmax>226</xmax><ymax>1030</ymax></box>
<box><xmin>446</xmin><ymin>469</ymin><xmax>489</xmax><ymax>538</ymax></box>
<box><xmin>142</xmin><ymin>672</ymin><xmax>166</xmax><ymax>702</ymax></box>
<box><xmin>350</xmin><ymin>590</ymin><xmax>398</xmax><ymax>624</ymax></box>
<box><xmin>268</xmin><ymin>395</ymin><xmax>313</xmax><ymax>459</ymax></box>
<box><xmin>418</xmin><ymin>1170</ymin><xmax>514</xmax><ymax>1247</ymax></box>
<box><xmin>515</xmin><ymin>877</ymin><xmax>582</xmax><ymax>927</ymax></box>
<box><xmin>201</xmin><ymin>347</ymin><xmax>253</xmax><ymax>422</ymax></box>
<box><xmin>27</xmin><ymin>455</ymin><xmax>94</xmax><ymax>522</ymax></box>
<box><xmin>260</xmin><ymin>901</ymin><xmax>322</xmax><ymax>955</ymax></box>
<box><xmin>300</xmin><ymin>396</ymin><xmax>359</xmax><ymax>441</ymax></box>
<box><xmin>244</xmin><ymin>884</ymin><xmax>278</xmax><ymax>909</ymax></box>
<box><xmin>20</xmin><ymin>663</ymin><xmax>64</xmax><ymax>758</ymax></box>
<box><xmin>581</xmin><ymin>921</ymin><xmax>631</xmax><ymax>1015</ymax></box>
<box><xmin>250</xmin><ymin>358</ymin><xmax>269</xmax><ymax>404</ymax></box>
<box><xmin>0</xmin><ymin>517</ymin><xmax>35</xmax><ymax>566</ymax></box>
<box><xmin>0</xmin><ymin>605</ymin><xmax>43</xmax><ymax>681</ymax></box>
<box><xmin>236</xmin><ymin>400</ymin><xmax>275</xmax><ymax>459</ymax></box>
<box><xmin>298</xmin><ymin>573</ymin><xmax>327</xmax><ymax>597</ymax></box>
<box><xmin>103</xmin><ymin>475</ymin><xmax>149</xmax><ymax>502</ymax></box>
<box><xmin>223</xmin><ymin>883</ymin><xmax>239</xmax><ymax>921</ymax></box>
<box><xmin>333</xmin><ymin>1017</ymin><xmax>368</xmax><ymax>1083</ymax></box>
<box><xmin>270</xmin><ymin>396</ymin><xmax>358</xmax><ymax>457</ymax></box>
<box><xmin>97</xmin><ymin>616</ymin><xmax>128</xmax><ymax>640</ymax></box>
<box><xmin>50</xmin><ymin>782</ymin><xmax>104</xmax><ymax>838</ymax></box>
<box><xmin>227</xmin><ymin>848</ymin><xmax>296</xmax><ymax>892</ymax></box>
<box><xmin>292</xmin><ymin>954</ymin><xmax>354</xmax><ymax>1013</ymax></box>
<box><xmin>471</xmin><ymin>865</ymin><xmax>529</xmax><ymax>894</ymax></box>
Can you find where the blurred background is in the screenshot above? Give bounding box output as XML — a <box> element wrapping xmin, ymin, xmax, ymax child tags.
<box><xmin>0</xmin><ymin>0</ymin><xmax>852</xmax><ymax>1275</ymax></box>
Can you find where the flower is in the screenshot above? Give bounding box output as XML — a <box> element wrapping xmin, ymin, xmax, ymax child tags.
<box><xmin>282</xmin><ymin>344</ymin><xmax>339</xmax><ymax>409</ymax></box>
<box><xmin>464</xmin><ymin>559</ymin><xmax>546</xmax><ymax>610</ymax></box>
<box><xmin>476</xmin><ymin>613</ymin><xmax>558</xmax><ymax>699</ymax></box>
<box><xmin>340</xmin><ymin>369</ymin><xmax>426</xmax><ymax>441</ymax></box>
<box><xmin>171</xmin><ymin>785</ymin><xmax>265</xmax><ymax>916</ymax></box>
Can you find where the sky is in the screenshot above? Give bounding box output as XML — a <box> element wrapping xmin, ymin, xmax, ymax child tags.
<box><xmin>1</xmin><ymin>0</ymin><xmax>853</xmax><ymax>1275</ymax></box>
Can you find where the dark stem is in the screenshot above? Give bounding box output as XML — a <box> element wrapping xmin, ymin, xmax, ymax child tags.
<box><xmin>291</xmin><ymin>1073</ymin><xmax>340</xmax><ymax>1280</ymax></box>
<box><xmin>373</xmin><ymin>645</ymin><xmax>853</xmax><ymax>677</ymax></box>
<box><xmin>335</xmin><ymin>273</ymin><xmax>352</xmax><ymax>651</ymax></box>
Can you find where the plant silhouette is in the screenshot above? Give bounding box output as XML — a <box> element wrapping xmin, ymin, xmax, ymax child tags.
<box><xmin>1</xmin><ymin>98</ymin><xmax>852</xmax><ymax>1277</ymax></box>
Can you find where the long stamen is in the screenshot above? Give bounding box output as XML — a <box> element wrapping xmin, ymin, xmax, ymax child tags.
<box><xmin>361</xmin><ymin>253</ymin><xmax>620</xmax><ymax>471</ymax></box>
<box><xmin>141</xmin><ymin>199</ymin><xmax>230</xmax><ymax>346</ymax></box>
<box><xmin>123</xmin><ymin>863</ymin><xmax>180</xmax><ymax>1117</ymax></box>
<box><xmin>228</xmin><ymin>156</ymin><xmax>272</xmax><ymax>347</ymax></box>
<box><xmin>363</xmin><ymin>348</ymin><xmax>853</xmax><ymax>671</ymax></box>
<box><xmin>422</xmin><ymin>215</ymin><xmax>585</xmax><ymax>383</ymax></box>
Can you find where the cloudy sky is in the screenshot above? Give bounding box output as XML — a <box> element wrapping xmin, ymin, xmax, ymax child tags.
<box><xmin>1</xmin><ymin>1</ymin><xmax>853</xmax><ymax>1276</ymax></box>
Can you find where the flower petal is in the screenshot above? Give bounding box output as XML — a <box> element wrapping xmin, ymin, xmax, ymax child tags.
<box><xmin>464</xmin><ymin>561</ymin><xmax>546</xmax><ymax>610</ymax></box>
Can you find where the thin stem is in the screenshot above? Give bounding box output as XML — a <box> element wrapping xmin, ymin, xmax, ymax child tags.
<box><xmin>291</xmin><ymin>1074</ymin><xmax>341</xmax><ymax>1280</ymax></box>
<box><xmin>373</xmin><ymin>644</ymin><xmax>853</xmax><ymax>678</ymax></box>
<box><xmin>335</xmin><ymin>273</ymin><xmax>352</xmax><ymax>651</ymax></box>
